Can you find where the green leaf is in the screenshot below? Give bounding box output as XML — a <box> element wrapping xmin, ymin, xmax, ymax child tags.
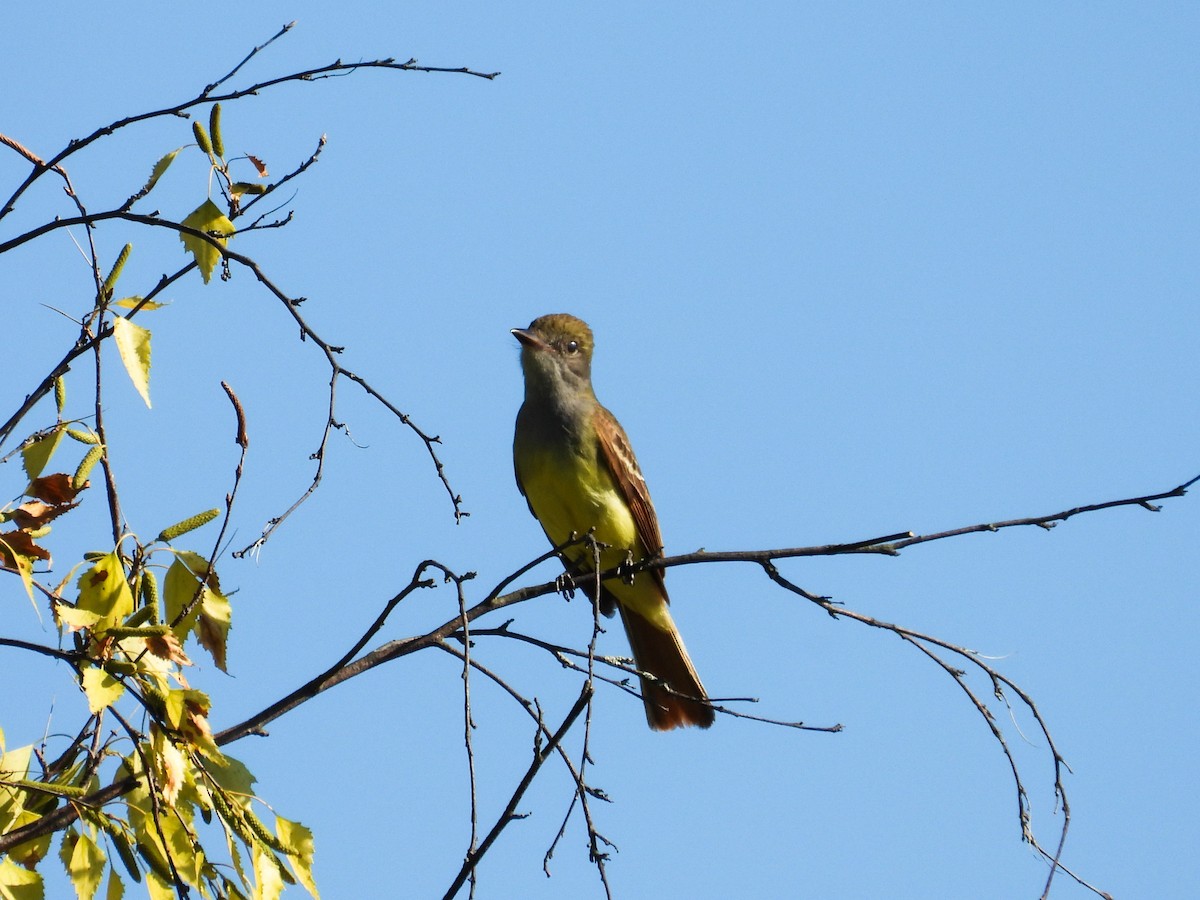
<box><xmin>22</xmin><ymin>427</ymin><xmax>65</xmax><ymax>481</ymax></box>
<box><xmin>76</xmin><ymin>550</ymin><xmax>135</xmax><ymax>629</ymax></box>
<box><xmin>138</xmin><ymin>148</ymin><xmax>183</xmax><ymax>199</ymax></box>
<box><xmin>63</xmin><ymin>830</ymin><xmax>107</xmax><ymax>900</ymax></box>
<box><xmin>111</xmin><ymin>316</ymin><xmax>152</xmax><ymax>408</ymax></box>
<box><xmin>180</xmin><ymin>199</ymin><xmax>234</xmax><ymax>284</ymax></box>
<box><xmin>81</xmin><ymin>666</ymin><xmax>124</xmax><ymax>714</ymax></box>
<box><xmin>104</xmin><ymin>871</ymin><xmax>124</xmax><ymax>900</ymax></box>
<box><xmin>0</xmin><ymin>857</ymin><xmax>43</xmax><ymax>900</ymax></box>
<box><xmin>275</xmin><ymin>817</ymin><xmax>319</xmax><ymax>899</ymax></box>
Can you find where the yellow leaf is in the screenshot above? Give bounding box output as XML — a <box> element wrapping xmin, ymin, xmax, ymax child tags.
<box><xmin>113</xmin><ymin>297</ymin><xmax>168</xmax><ymax>311</ymax></box>
<box><xmin>65</xmin><ymin>831</ymin><xmax>107</xmax><ymax>900</ymax></box>
<box><xmin>138</xmin><ymin>148</ymin><xmax>183</xmax><ymax>199</ymax></box>
<box><xmin>252</xmin><ymin>846</ymin><xmax>284</xmax><ymax>900</ymax></box>
<box><xmin>0</xmin><ymin>744</ymin><xmax>32</xmax><ymax>831</ymax></box>
<box><xmin>145</xmin><ymin>870</ymin><xmax>174</xmax><ymax>900</ymax></box>
<box><xmin>7</xmin><ymin>827</ymin><xmax>51</xmax><ymax>872</ymax></box>
<box><xmin>0</xmin><ymin>857</ymin><xmax>43</xmax><ymax>900</ymax></box>
<box><xmin>76</xmin><ymin>551</ymin><xmax>134</xmax><ymax>629</ymax></box>
<box><xmin>81</xmin><ymin>666</ymin><xmax>124</xmax><ymax>713</ymax></box>
<box><xmin>160</xmin><ymin>813</ymin><xmax>201</xmax><ymax>885</ymax></box>
<box><xmin>163</xmin><ymin>553</ymin><xmax>210</xmax><ymax>637</ymax></box>
<box><xmin>206</xmin><ymin>753</ymin><xmax>256</xmax><ymax>801</ymax></box>
<box><xmin>0</xmin><ymin>743</ymin><xmax>31</xmax><ymax>779</ymax></box>
<box><xmin>198</xmin><ymin>587</ymin><xmax>231</xmax><ymax>673</ymax></box>
<box><xmin>111</xmin><ymin>316</ymin><xmax>152</xmax><ymax>408</ymax></box>
<box><xmin>21</xmin><ymin>427</ymin><xmax>65</xmax><ymax>481</ymax></box>
<box><xmin>180</xmin><ymin>199</ymin><xmax>234</xmax><ymax>284</ymax></box>
<box><xmin>54</xmin><ymin>604</ymin><xmax>103</xmax><ymax>633</ymax></box>
<box><xmin>104</xmin><ymin>871</ymin><xmax>123</xmax><ymax>900</ymax></box>
<box><xmin>276</xmin><ymin>817</ymin><xmax>319</xmax><ymax>899</ymax></box>
<box><xmin>159</xmin><ymin>689</ymin><xmax>221</xmax><ymax>759</ymax></box>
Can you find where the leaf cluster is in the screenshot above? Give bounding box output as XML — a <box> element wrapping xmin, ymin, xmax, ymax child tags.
<box><xmin>0</xmin><ymin>35</ymin><xmax>328</xmax><ymax>900</ymax></box>
<box><xmin>1</xmin><ymin>24</ymin><xmax>498</xmax><ymax>898</ymax></box>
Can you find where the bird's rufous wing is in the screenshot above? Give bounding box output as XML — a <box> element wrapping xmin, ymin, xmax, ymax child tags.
<box><xmin>593</xmin><ymin>404</ymin><xmax>667</xmax><ymax>595</ymax></box>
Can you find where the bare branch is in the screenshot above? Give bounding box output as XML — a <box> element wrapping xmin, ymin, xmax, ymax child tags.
<box><xmin>0</xmin><ymin>49</ymin><xmax>497</xmax><ymax>222</ymax></box>
<box><xmin>0</xmin><ymin>209</ymin><xmax>466</xmax><ymax>534</ymax></box>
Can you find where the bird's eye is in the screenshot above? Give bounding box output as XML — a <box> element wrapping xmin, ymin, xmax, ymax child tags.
<box><xmin>565</xmin><ymin>340</ymin><xmax>579</xmax><ymax>354</ymax></box>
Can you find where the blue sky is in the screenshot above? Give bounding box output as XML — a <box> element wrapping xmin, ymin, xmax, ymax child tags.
<box><xmin>2</xmin><ymin>2</ymin><xmax>1198</xmax><ymax>898</ymax></box>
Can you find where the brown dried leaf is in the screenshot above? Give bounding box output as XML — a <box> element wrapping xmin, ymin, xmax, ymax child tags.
<box><xmin>180</xmin><ymin>694</ymin><xmax>222</xmax><ymax>759</ymax></box>
<box><xmin>28</xmin><ymin>473</ymin><xmax>83</xmax><ymax>505</ymax></box>
<box><xmin>146</xmin><ymin>632</ymin><xmax>194</xmax><ymax>667</ymax></box>
<box><xmin>0</xmin><ymin>530</ymin><xmax>51</xmax><ymax>567</ymax></box>
<box><xmin>246</xmin><ymin>154</ymin><xmax>269</xmax><ymax>177</ymax></box>
<box><xmin>9</xmin><ymin>499</ymin><xmax>78</xmax><ymax>530</ymax></box>
<box><xmin>92</xmin><ymin>634</ymin><xmax>117</xmax><ymax>663</ymax></box>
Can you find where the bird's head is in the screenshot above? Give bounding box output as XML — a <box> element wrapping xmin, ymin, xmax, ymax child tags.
<box><xmin>512</xmin><ymin>313</ymin><xmax>596</xmax><ymax>400</ymax></box>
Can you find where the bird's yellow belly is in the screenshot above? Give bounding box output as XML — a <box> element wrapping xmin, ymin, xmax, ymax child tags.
<box><xmin>517</xmin><ymin>441</ymin><xmax>671</xmax><ymax>628</ymax></box>
<box><xmin>518</xmin><ymin>449</ymin><xmax>641</xmax><ymax>571</ymax></box>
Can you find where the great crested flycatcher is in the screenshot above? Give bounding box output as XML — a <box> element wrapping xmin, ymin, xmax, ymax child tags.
<box><xmin>512</xmin><ymin>313</ymin><xmax>714</xmax><ymax>731</ymax></box>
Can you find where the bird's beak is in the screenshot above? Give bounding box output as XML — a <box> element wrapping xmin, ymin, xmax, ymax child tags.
<box><xmin>511</xmin><ymin>328</ymin><xmax>550</xmax><ymax>351</ymax></box>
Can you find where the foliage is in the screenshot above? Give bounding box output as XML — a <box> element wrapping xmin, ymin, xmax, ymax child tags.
<box><xmin>0</xmin><ymin>26</ymin><xmax>495</xmax><ymax>900</ymax></box>
<box><xmin>0</xmin><ymin>93</ymin><xmax>310</xmax><ymax>900</ymax></box>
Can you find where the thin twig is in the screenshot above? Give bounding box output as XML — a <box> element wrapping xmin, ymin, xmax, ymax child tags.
<box><xmin>442</xmin><ymin>682</ymin><xmax>592</xmax><ymax>900</ymax></box>
<box><xmin>455</xmin><ymin>573</ymin><xmax>480</xmax><ymax>898</ymax></box>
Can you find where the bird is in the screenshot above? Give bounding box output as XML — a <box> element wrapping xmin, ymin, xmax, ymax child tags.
<box><xmin>511</xmin><ymin>313</ymin><xmax>714</xmax><ymax>730</ymax></box>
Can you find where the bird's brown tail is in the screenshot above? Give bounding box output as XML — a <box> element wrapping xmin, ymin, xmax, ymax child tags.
<box><xmin>617</xmin><ymin>604</ymin><xmax>715</xmax><ymax>730</ymax></box>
